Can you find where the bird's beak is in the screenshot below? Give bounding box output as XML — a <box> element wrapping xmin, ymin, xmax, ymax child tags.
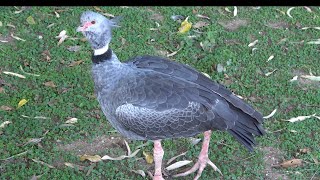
<box><xmin>76</xmin><ymin>22</ymin><xmax>92</xmax><ymax>32</ymax></box>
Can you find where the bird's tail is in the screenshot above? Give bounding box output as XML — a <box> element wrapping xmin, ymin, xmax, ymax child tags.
<box><xmin>227</xmin><ymin>107</ymin><xmax>266</xmax><ymax>152</ymax></box>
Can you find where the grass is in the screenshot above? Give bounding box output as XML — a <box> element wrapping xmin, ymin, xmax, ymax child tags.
<box><xmin>0</xmin><ymin>6</ymin><xmax>319</xmax><ymax>179</ymax></box>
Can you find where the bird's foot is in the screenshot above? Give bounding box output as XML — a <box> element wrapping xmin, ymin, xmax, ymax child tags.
<box><xmin>153</xmin><ymin>174</ymin><xmax>165</xmax><ymax>180</ymax></box>
<box><xmin>173</xmin><ymin>154</ymin><xmax>222</xmax><ymax>180</ymax></box>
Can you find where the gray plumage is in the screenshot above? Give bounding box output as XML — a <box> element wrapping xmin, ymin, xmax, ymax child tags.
<box><xmin>77</xmin><ymin>11</ymin><xmax>265</xmax><ymax>152</ymax></box>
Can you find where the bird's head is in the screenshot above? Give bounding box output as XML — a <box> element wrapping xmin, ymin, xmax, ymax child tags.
<box><xmin>77</xmin><ymin>11</ymin><xmax>120</xmax><ymax>51</ymax></box>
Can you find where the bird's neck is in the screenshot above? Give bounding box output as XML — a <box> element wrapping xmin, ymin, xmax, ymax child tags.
<box><xmin>92</xmin><ymin>45</ymin><xmax>121</xmax><ymax>65</ymax></box>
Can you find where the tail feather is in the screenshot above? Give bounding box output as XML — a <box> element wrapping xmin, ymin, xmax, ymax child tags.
<box><xmin>227</xmin><ymin>106</ymin><xmax>266</xmax><ymax>152</ymax></box>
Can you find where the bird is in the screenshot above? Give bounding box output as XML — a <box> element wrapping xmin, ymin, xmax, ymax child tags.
<box><xmin>77</xmin><ymin>11</ymin><xmax>266</xmax><ymax>180</ymax></box>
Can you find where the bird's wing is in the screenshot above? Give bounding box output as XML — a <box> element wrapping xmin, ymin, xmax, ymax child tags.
<box><xmin>126</xmin><ymin>55</ymin><xmax>263</xmax><ymax>123</ymax></box>
<box><xmin>114</xmin><ymin>70</ymin><xmax>237</xmax><ymax>140</ymax></box>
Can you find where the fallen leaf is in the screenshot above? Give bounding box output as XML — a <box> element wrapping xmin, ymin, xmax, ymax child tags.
<box><xmin>26</xmin><ymin>16</ymin><xmax>36</xmax><ymax>25</ymax></box>
<box><xmin>218</xmin><ymin>19</ymin><xmax>248</xmax><ymax>31</ymax></box>
<box><xmin>131</xmin><ymin>170</ymin><xmax>146</xmax><ymax>177</ymax></box>
<box><xmin>196</xmin><ymin>14</ymin><xmax>210</xmax><ymax>20</ymax></box>
<box><xmin>224</xmin><ymin>7</ymin><xmax>232</xmax><ymax>13</ymax></box>
<box><xmin>93</xmin><ymin>6</ymin><xmax>103</xmax><ymax>12</ymax></box>
<box><xmin>47</xmin><ymin>23</ymin><xmax>55</xmax><ymax>28</ymax></box>
<box><xmin>54</xmin><ymin>11</ymin><xmax>60</xmax><ymax>18</ymax></box>
<box><xmin>307</xmin><ymin>39</ymin><xmax>320</xmax><ymax>44</ymax></box>
<box><xmin>143</xmin><ymin>151</ymin><xmax>154</xmax><ymax>164</ymax></box>
<box><xmin>43</xmin><ymin>81</ymin><xmax>56</xmax><ymax>88</ymax></box>
<box><xmin>303</xmin><ymin>6</ymin><xmax>312</xmax><ymax>12</ymax></box>
<box><xmin>7</xmin><ymin>23</ymin><xmax>16</xmax><ymax>28</ymax></box>
<box><xmin>166</xmin><ymin>160</ymin><xmax>192</xmax><ymax>171</ymax></box>
<box><xmin>1</xmin><ymin>105</ymin><xmax>13</xmax><ymax>111</ymax></box>
<box><xmin>79</xmin><ymin>154</ymin><xmax>102</xmax><ymax>162</ymax></box>
<box><xmin>102</xmin><ymin>12</ymin><xmax>115</xmax><ymax>18</ymax></box>
<box><xmin>267</xmin><ymin>55</ymin><xmax>274</xmax><ymax>62</ymax></box>
<box><xmin>178</xmin><ymin>17</ymin><xmax>192</xmax><ymax>34</ymax></box>
<box><xmin>65</xmin><ymin>118</ymin><xmax>78</xmax><ymax>124</ymax></box>
<box><xmin>193</xmin><ymin>21</ymin><xmax>209</xmax><ymax>29</ymax></box>
<box><xmin>301</xmin><ymin>27</ymin><xmax>320</xmax><ymax>30</ymax></box>
<box><xmin>64</xmin><ymin>162</ymin><xmax>85</xmax><ymax>171</ymax></box>
<box><xmin>0</xmin><ymin>121</ymin><xmax>11</xmax><ymax>128</ymax></box>
<box><xmin>102</xmin><ymin>149</ymin><xmax>140</xmax><ymax>161</ymax></box>
<box><xmin>0</xmin><ymin>21</ymin><xmax>3</xmax><ymax>27</ymax></box>
<box><xmin>263</xmin><ymin>109</ymin><xmax>277</xmax><ymax>119</ymax></box>
<box><xmin>233</xmin><ymin>6</ymin><xmax>238</xmax><ymax>17</ymax></box>
<box><xmin>32</xmin><ymin>159</ymin><xmax>55</xmax><ymax>168</ymax></box>
<box><xmin>124</xmin><ymin>140</ymin><xmax>131</xmax><ymax>155</ymax></box>
<box><xmin>300</xmin><ymin>75</ymin><xmax>320</xmax><ymax>81</ymax></box>
<box><xmin>19</xmin><ymin>65</ymin><xmax>40</xmax><ymax>77</ymax></box>
<box><xmin>201</xmin><ymin>72</ymin><xmax>211</xmax><ymax>79</ymax></box>
<box><xmin>11</xmin><ymin>33</ymin><xmax>26</xmax><ymax>41</ymax></box>
<box><xmin>56</xmin><ymin>30</ymin><xmax>68</xmax><ymax>45</ymax></box>
<box><xmin>0</xmin><ymin>87</ymin><xmax>5</xmax><ymax>93</ymax></box>
<box><xmin>58</xmin><ymin>124</ymin><xmax>75</xmax><ymax>128</ymax></box>
<box><xmin>166</xmin><ymin>151</ymin><xmax>188</xmax><ymax>165</ymax></box>
<box><xmin>290</xmin><ymin>76</ymin><xmax>298</xmax><ymax>82</ymax></box>
<box><xmin>23</xmin><ymin>138</ymin><xmax>43</xmax><ymax>146</ymax></box>
<box><xmin>265</xmin><ymin>69</ymin><xmax>277</xmax><ymax>76</ymax></box>
<box><xmin>248</xmin><ymin>39</ymin><xmax>258</xmax><ymax>47</ymax></box>
<box><xmin>285</xmin><ymin>114</ymin><xmax>320</xmax><ymax>123</ymax></box>
<box><xmin>68</xmin><ymin>60</ymin><xmax>83</xmax><ymax>67</ymax></box>
<box><xmin>150</xmin><ymin>13</ymin><xmax>164</xmax><ymax>21</ymax></box>
<box><xmin>17</xmin><ymin>99</ymin><xmax>28</xmax><ymax>108</ymax></box>
<box><xmin>287</xmin><ymin>7</ymin><xmax>295</xmax><ymax>18</ymax></box>
<box><xmin>277</xmin><ymin>159</ymin><xmax>302</xmax><ymax>168</ymax></box>
<box><xmin>3</xmin><ymin>71</ymin><xmax>26</xmax><ymax>78</ymax></box>
<box><xmin>167</xmin><ymin>48</ymin><xmax>182</xmax><ymax>57</ymax></box>
<box><xmin>67</xmin><ymin>46</ymin><xmax>81</xmax><ymax>52</ymax></box>
<box><xmin>299</xmin><ymin>148</ymin><xmax>310</xmax><ymax>154</ymax></box>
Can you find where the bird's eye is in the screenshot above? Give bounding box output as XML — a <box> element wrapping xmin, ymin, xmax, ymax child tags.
<box><xmin>91</xmin><ymin>20</ymin><xmax>96</xmax><ymax>24</ymax></box>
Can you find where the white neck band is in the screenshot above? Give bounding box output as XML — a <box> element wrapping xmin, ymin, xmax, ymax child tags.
<box><xmin>94</xmin><ymin>44</ymin><xmax>109</xmax><ymax>56</ymax></box>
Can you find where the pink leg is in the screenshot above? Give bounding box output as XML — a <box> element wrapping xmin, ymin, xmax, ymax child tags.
<box><xmin>153</xmin><ymin>140</ymin><xmax>164</xmax><ymax>180</ymax></box>
<box><xmin>174</xmin><ymin>130</ymin><xmax>222</xmax><ymax>180</ymax></box>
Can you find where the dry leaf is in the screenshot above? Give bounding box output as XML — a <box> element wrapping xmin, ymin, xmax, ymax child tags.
<box><xmin>166</xmin><ymin>160</ymin><xmax>192</xmax><ymax>171</ymax></box>
<box><xmin>43</xmin><ymin>81</ymin><xmax>56</xmax><ymax>88</ymax></box>
<box><xmin>47</xmin><ymin>23</ymin><xmax>55</xmax><ymax>28</ymax></box>
<box><xmin>123</xmin><ymin>140</ymin><xmax>131</xmax><ymax>155</ymax></box>
<box><xmin>285</xmin><ymin>114</ymin><xmax>320</xmax><ymax>122</ymax></box>
<box><xmin>26</xmin><ymin>16</ymin><xmax>36</xmax><ymax>25</ymax></box>
<box><xmin>300</xmin><ymin>75</ymin><xmax>320</xmax><ymax>81</ymax></box>
<box><xmin>267</xmin><ymin>55</ymin><xmax>274</xmax><ymax>62</ymax></box>
<box><xmin>65</xmin><ymin>118</ymin><xmax>78</xmax><ymax>124</ymax></box>
<box><xmin>290</xmin><ymin>75</ymin><xmax>298</xmax><ymax>82</ymax></box>
<box><xmin>20</xmin><ymin>65</ymin><xmax>40</xmax><ymax>77</ymax></box>
<box><xmin>79</xmin><ymin>154</ymin><xmax>102</xmax><ymax>162</ymax></box>
<box><xmin>1</xmin><ymin>105</ymin><xmax>13</xmax><ymax>111</ymax></box>
<box><xmin>178</xmin><ymin>17</ymin><xmax>192</xmax><ymax>34</ymax></box>
<box><xmin>0</xmin><ymin>121</ymin><xmax>11</xmax><ymax>128</ymax></box>
<box><xmin>0</xmin><ymin>87</ymin><xmax>5</xmax><ymax>93</ymax></box>
<box><xmin>303</xmin><ymin>6</ymin><xmax>312</xmax><ymax>12</ymax></box>
<box><xmin>93</xmin><ymin>6</ymin><xmax>103</xmax><ymax>12</ymax></box>
<box><xmin>11</xmin><ymin>33</ymin><xmax>26</xmax><ymax>41</ymax></box>
<box><xmin>167</xmin><ymin>151</ymin><xmax>188</xmax><ymax>165</ymax></box>
<box><xmin>307</xmin><ymin>39</ymin><xmax>320</xmax><ymax>44</ymax></box>
<box><xmin>248</xmin><ymin>40</ymin><xmax>258</xmax><ymax>47</ymax></box>
<box><xmin>167</xmin><ymin>48</ymin><xmax>182</xmax><ymax>57</ymax></box>
<box><xmin>171</xmin><ymin>15</ymin><xmax>184</xmax><ymax>21</ymax></box>
<box><xmin>265</xmin><ymin>69</ymin><xmax>277</xmax><ymax>76</ymax></box>
<box><xmin>196</xmin><ymin>14</ymin><xmax>210</xmax><ymax>20</ymax></box>
<box><xmin>17</xmin><ymin>99</ymin><xmax>28</xmax><ymax>108</ymax></box>
<box><xmin>287</xmin><ymin>7</ymin><xmax>295</xmax><ymax>18</ymax></box>
<box><xmin>201</xmin><ymin>72</ymin><xmax>211</xmax><ymax>79</ymax></box>
<box><xmin>131</xmin><ymin>170</ymin><xmax>146</xmax><ymax>177</ymax></box>
<box><xmin>69</xmin><ymin>60</ymin><xmax>83</xmax><ymax>67</ymax></box>
<box><xmin>299</xmin><ymin>148</ymin><xmax>310</xmax><ymax>154</ymax></box>
<box><xmin>193</xmin><ymin>21</ymin><xmax>209</xmax><ymax>29</ymax></box>
<box><xmin>64</xmin><ymin>162</ymin><xmax>85</xmax><ymax>170</ymax></box>
<box><xmin>3</xmin><ymin>71</ymin><xmax>26</xmax><ymax>78</ymax></box>
<box><xmin>263</xmin><ymin>109</ymin><xmax>277</xmax><ymax>119</ymax></box>
<box><xmin>233</xmin><ymin>6</ymin><xmax>238</xmax><ymax>17</ymax></box>
<box><xmin>54</xmin><ymin>11</ymin><xmax>60</xmax><ymax>18</ymax></box>
<box><xmin>32</xmin><ymin>159</ymin><xmax>55</xmax><ymax>168</ymax></box>
<box><xmin>23</xmin><ymin>138</ymin><xmax>43</xmax><ymax>146</ymax></box>
<box><xmin>56</xmin><ymin>30</ymin><xmax>68</xmax><ymax>45</ymax></box>
<box><xmin>67</xmin><ymin>46</ymin><xmax>81</xmax><ymax>52</ymax></box>
<box><xmin>102</xmin><ymin>149</ymin><xmax>140</xmax><ymax>161</ymax></box>
<box><xmin>143</xmin><ymin>151</ymin><xmax>154</xmax><ymax>164</ymax></box>
<box><xmin>278</xmin><ymin>159</ymin><xmax>302</xmax><ymax>168</ymax></box>
<box><xmin>225</xmin><ymin>7</ymin><xmax>231</xmax><ymax>13</ymax></box>
<box><xmin>301</xmin><ymin>27</ymin><xmax>320</xmax><ymax>30</ymax></box>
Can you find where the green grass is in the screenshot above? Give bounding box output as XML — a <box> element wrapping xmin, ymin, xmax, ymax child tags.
<box><xmin>0</xmin><ymin>6</ymin><xmax>319</xmax><ymax>179</ymax></box>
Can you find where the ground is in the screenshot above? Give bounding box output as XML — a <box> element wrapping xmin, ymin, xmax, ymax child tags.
<box><xmin>0</xmin><ymin>6</ymin><xmax>319</xmax><ymax>179</ymax></box>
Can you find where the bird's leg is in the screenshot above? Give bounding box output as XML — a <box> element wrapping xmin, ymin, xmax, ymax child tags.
<box><xmin>174</xmin><ymin>130</ymin><xmax>222</xmax><ymax>180</ymax></box>
<box><xmin>153</xmin><ymin>140</ymin><xmax>164</xmax><ymax>180</ymax></box>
